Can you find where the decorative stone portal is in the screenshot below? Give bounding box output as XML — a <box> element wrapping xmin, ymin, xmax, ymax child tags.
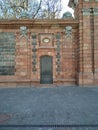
<box><xmin>40</xmin><ymin>56</ymin><xmax>53</xmax><ymax>84</ymax></box>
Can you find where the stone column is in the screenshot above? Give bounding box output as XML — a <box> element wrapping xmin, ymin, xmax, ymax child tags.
<box><xmin>78</xmin><ymin>4</ymin><xmax>84</xmax><ymax>86</ymax></box>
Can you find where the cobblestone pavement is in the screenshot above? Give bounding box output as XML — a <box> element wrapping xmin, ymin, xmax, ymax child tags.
<box><xmin>0</xmin><ymin>86</ymin><xmax>98</xmax><ymax>130</ymax></box>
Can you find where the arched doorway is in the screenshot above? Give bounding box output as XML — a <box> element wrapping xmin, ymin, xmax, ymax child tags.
<box><xmin>40</xmin><ymin>56</ymin><xmax>53</xmax><ymax>84</ymax></box>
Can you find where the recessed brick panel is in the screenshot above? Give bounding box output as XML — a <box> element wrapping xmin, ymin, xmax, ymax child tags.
<box><xmin>0</xmin><ymin>32</ymin><xmax>15</xmax><ymax>75</ymax></box>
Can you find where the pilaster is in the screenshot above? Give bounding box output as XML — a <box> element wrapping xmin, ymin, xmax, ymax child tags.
<box><xmin>93</xmin><ymin>8</ymin><xmax>98</xmax><ymax>85</ymax></box>
<box><xmin>15</xmin><ymin>27</ymin><xmax>30</xmax><ymax>80</ymax></box>
<box><xmin>79</xmin><ymin>8</ymin><xmax>94</xmax><ymax>86</ymax></box>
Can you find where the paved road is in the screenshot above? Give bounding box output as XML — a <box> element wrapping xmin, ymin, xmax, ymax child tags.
<box><xmin>0</xmin><ymin>86</ymin><xmax>98</xmax><ymax>130</ymax></box>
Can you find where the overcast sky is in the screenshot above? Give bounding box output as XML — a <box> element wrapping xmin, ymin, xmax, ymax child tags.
<box><xmin>61</xmin><ymin>0</ymin><xmax>74</xmax><ymax>16</ymax></box>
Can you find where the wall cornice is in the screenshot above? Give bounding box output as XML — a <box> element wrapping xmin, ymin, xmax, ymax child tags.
<box><xmin>0</xmin><ymin>19</ymin><xmax>79</xmax><ymax>29</ymax></box>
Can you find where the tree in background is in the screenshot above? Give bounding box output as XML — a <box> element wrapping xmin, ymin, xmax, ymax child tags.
<box><xmin>0</xmin><ymin>0</ymin><xmax>62</xmax><ymax>19</ymax></box>
<box><xmin>0</xmin><ymin>0</ymin><xmax>27</xmax><ymax>18</ymax></box>
<box><xmin>39</xmin><ymin>0</ymin><xmax>62</xmax><ymax>19</ymax></box>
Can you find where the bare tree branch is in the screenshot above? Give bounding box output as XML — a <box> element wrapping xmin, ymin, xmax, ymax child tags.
<box><xmin>0</xmin><ymin>0</ymin><xmax>62</xmax><ymax>19</ymax></box>
<box><xmin>32</xmin><ymin>0</ymin><xmax>42</xmax><ymax>18</ymax></box>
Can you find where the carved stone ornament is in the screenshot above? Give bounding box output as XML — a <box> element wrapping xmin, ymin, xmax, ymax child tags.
<box><xmin>20</xmin><ymin>26</ymin><xmax>28</xmax><ymax>39</ymax></box>
<box><xmin>93</xmin><ymin>8</ymin><xmax>98</xmax><ymax>15</ymax></box>
<box><xmin>65</xmin><ymin>26</ymin><xmax>72</xmax><ymax>38</ymax></box>
<box><xmin>32</xmin><ymin>33</ymin><xmax>37</xmax><ymax>73</ymax></box>
<box><xmin>82</xmin><ymin>8</ymin><xmax>91</xmax><ymax>16</ymax></box>
<box><xmin>43</xmin><ymin>38</ymin><xmax>50</xmax><ymax>43</ymax></box>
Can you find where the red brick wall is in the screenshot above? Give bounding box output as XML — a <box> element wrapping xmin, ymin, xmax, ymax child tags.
<box><xmin>72</xmin><ymin>0</ymin><xmax>98</xmax><ymax>86</ymax></box>
<box><xmin>0</xmin><ymin>20</ymin><xmax>78</xmax><ymax>87</ymax></box>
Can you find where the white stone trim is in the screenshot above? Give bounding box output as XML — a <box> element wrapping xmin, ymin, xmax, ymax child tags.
<box><xmin>82</xmin><ymin>8</ymin><xmax>91</xmax><ymax>16</ymax></box>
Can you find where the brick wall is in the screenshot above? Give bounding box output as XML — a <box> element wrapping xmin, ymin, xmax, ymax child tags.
<box><xmin>69</xmin><ymin>0</ymin><xmax>98</xmax><ymax>86</ymax></box>
<box><xmin>0</xmin><ymin>19</ymin><xmax>78</xmax><ymax>87</ymax></box>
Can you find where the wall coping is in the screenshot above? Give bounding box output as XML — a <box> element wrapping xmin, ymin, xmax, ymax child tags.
<box><xmin>0</xmin><ymin>19</ymin><xmax>79</xmax><ymax>29</ymax></box>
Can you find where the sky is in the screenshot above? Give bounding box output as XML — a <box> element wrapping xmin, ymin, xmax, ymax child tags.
<box><xmin>61</xmin><ymin>0</ymin><xmax>74</xmax><ymax>15</ymax></box>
